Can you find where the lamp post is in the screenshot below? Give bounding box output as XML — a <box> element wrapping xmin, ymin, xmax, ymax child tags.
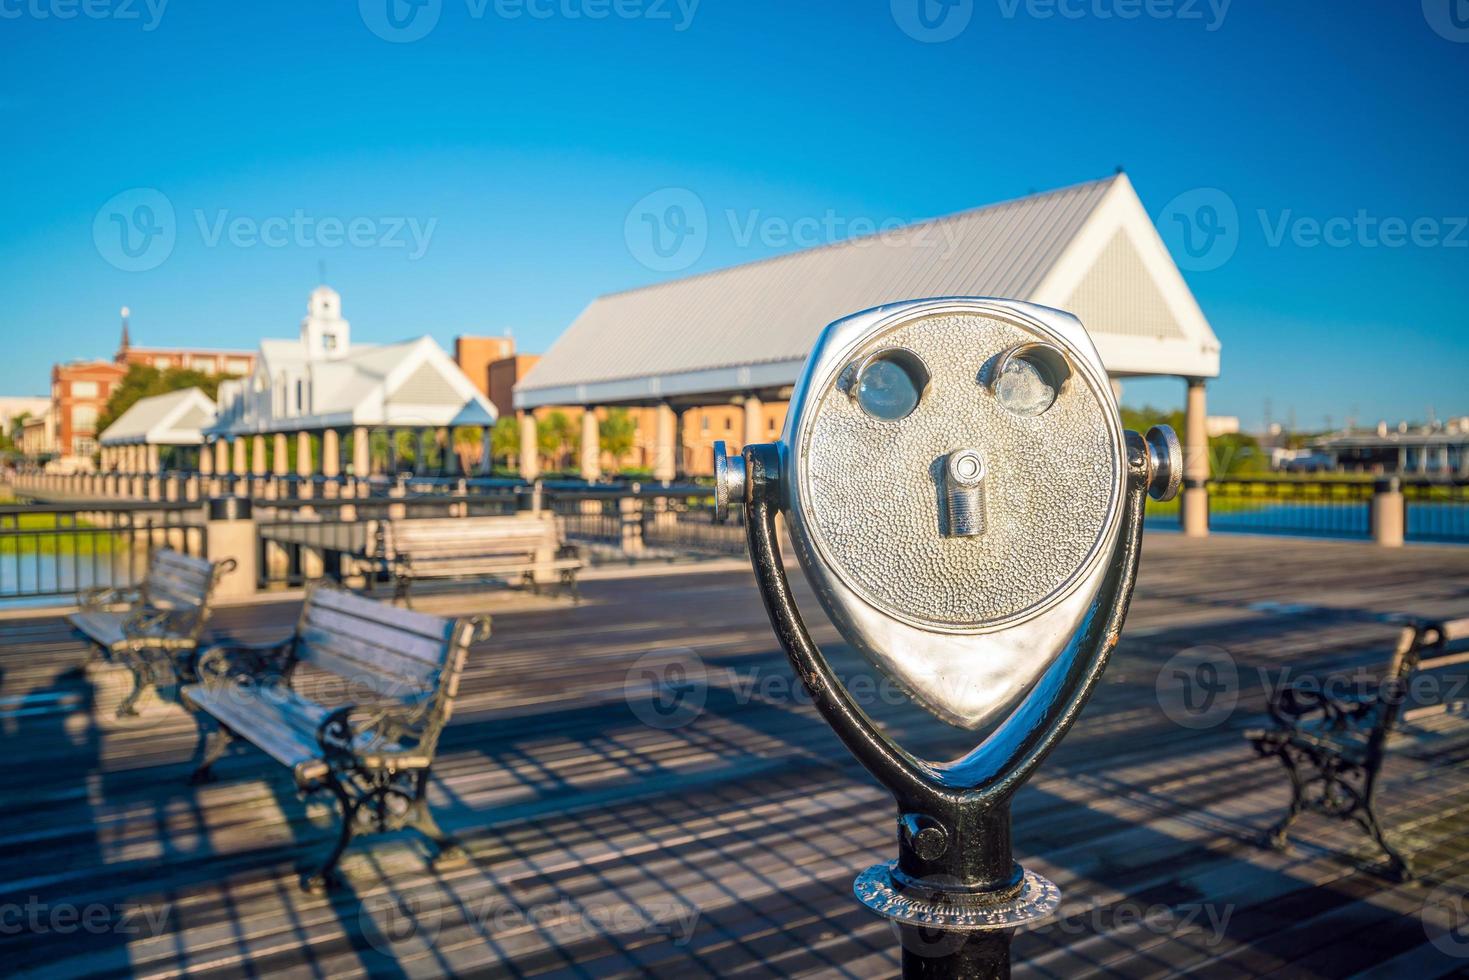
<box><xmin>715</xmin><ymin>298</ymin><xmax>1180</xmax><ymax>978</ymax></box>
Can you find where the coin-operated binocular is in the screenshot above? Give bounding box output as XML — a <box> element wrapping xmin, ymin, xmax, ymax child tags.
<box><xmin>714</xmin><ymin>298</ymin><xmax>1179</xmax><ymax>977</ymax></box>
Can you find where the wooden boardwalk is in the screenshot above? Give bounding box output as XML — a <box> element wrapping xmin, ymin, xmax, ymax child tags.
<box><xmin>2</xmin><ymin>534</ymin><xmax>1468</xmax><ymax>978</ymax></box>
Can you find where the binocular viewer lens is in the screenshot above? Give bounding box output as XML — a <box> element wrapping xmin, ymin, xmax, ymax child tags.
<box><xmin>854</xmin><ymin>348</ymin><xmax>931</xmax><ymax>422</ymax></box>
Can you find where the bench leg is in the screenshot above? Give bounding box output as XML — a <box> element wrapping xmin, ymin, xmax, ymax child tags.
<box><xmin>1358</xmin><ymin>789</ymin><xmax>1412</xmax><ymax>881</ymax></box>
<box><xmin>116</xmin><ymin>651</ymin><xmax>161</xmax><ymax>718</ymax></box>
<box><xmin>302</xmin><ymin>774</ymin><xmax>358</xmax><ymax>893</ymax></box>
<box><xmin>393</xmin><ymin>574</ymin><xmax>414</xmax><ymax>609</ymax></box>
<box><xmin>562</xmin><ymin>571</ymin><xmax>580</xmax><ymax>605</ymax></box>
<box><xmin>188</xmin><ymin>718</ymin><xmax>237</xmax><ymax>785</ymax></box>
<box><xmin>407</xmin><ymin>769</ymin><xmax>465</xmax><ymax>865</ymax></box>
<box><xmin>1264</xmin><ymin>747</ymin><xmax>1306</xmax><ymax>850</ymax></box>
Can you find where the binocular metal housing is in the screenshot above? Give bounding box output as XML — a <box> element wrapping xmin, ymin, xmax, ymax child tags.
<box><xmin>715</xmin><ymin>298</ymin><xmax>1180</xmax><ymax>973</ymax></box>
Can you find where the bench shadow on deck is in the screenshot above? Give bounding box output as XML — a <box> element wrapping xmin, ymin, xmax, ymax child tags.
<box><xmin>1</xmin><ymin>533</ymin><xmax>1468</xmax><ymax>978</ymax></box>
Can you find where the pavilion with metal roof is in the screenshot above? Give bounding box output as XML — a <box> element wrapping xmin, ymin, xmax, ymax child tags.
<box><xmin>514</xmin><ymin>174</ymin><xmax>1222</xmax><ymax>533</ymax></box>
<box><xmin>97</xmin><ymin>387</ymin><xmax>217</xmax><ymax>473</ymax></box>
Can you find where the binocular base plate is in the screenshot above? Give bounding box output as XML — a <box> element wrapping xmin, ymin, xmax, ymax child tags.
<box><xmin>854</xmin><ymin>862</ymin><xmax>1061</xmax><ymax>931</ymax></box>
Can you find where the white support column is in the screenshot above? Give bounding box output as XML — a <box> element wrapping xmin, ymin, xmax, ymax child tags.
<box><xmin>653</xmin><ymin>403</ymin><xmax>676</xmax><ymax>483</ymax></box>
<box><xmin>742</xmin><ymin>394</ymin><xmax>763</xmax><ymax>449</ymax></box>
<box><xmin>581</xmin><ymin>409</ymin><xmax>601</xmax><ymax>482</ymax></box>
<box><xmin>480</xmin><ymin>425</ymin><xmax>493</xmax><ymax>476</ymax></box>
<box><xmin>1182</xmin><ymin>377</ymin><xmax>1209</xmax><ymax>538</ymax></box>
<box><xmin>352</xmin><ymin>426</ymin><xmax>370</xmax><ymax>478</ymax></box>
<box><xmin>296</xmin><ymin>430</ymin><xmax>313</xmax><ymax>499</ymax></box>
<box><xmin>519</xmin><ymin>412</ymin><xmax>540</xmax><ymax>481</ymax></box>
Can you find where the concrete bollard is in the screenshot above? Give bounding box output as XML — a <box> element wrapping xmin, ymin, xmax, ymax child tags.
<box><xmin>205</xmin><ymin>497</ymin><xmax>258</xmax><ymax>601</ymax></box>
<box><xmin>1372</xmin><ymin>477</ymin><xmax>1405</xmax><ymax>548</ymax></box>
<box><xmin>619</xmin><ymin>496</ymin><xmax>645</xmax><ymax>555</ymax></box>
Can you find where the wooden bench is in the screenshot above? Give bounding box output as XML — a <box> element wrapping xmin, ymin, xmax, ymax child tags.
<box><xmin>370</xmin><ymin>513</ymin><xmax>583</xmax><ymax>607</ymax></box>
<box><xmin>180</xmin><ymin>584</ymin><xmax>490</xmax><ymax>891</ymax></box>
<box><xmin>67</xmin><ymin>549</ymin><xmax>237</xmax><ymax>717</ymax></box>
<box><xmin>1246</xmin><ymin>615</ymin><xmax>1469</xmax><ymax>880</ymax></box>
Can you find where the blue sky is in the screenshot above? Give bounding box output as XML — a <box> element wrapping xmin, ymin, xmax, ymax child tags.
<box><xmin>2</xmin><ymin>0</ymin><xmax>1465</xmax><ymax>430</ymax></box>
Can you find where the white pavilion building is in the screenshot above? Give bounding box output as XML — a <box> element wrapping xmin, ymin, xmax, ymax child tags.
<box><xmin>204</xmin><ymin>286</ymin><xmax>497</xmax><ymax>482</ymax></box>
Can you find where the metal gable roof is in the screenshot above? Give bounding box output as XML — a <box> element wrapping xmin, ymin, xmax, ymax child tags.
<box><xmin>517</xmin><ymin>176</ymin><xmax>1121</xmax><ymax>404</ymax></box>
<box><xmin>99</xmin><ymin>387</ymin><xmax>217</xmax><ymax>445</ymax></box>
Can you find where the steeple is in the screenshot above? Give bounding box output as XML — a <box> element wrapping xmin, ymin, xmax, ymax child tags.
<box><xmin>119</xmin><ymin>306</ymin><xmax>131</xmax><ymax>355</ymax></box>
<box><xmin>301</xmin><ymin>286</ymin><xmax>350</xmax><ymax>360</ymax></box>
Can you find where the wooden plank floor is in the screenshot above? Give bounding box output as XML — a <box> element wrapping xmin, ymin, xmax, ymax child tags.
<box><xmin>2</xmin><ymin>533</ymin><xmax>1468</xmax><ymax>978</ymax></box>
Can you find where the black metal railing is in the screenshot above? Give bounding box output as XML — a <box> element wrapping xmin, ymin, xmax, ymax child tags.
<box><xmin>0</xmin><ymin>502</ymin><xmax>206</xmax><ymax>602</ymax></box>
<box><xmin>641</xmin><ymin>495</ymin><xmax>746</xmax><ymax>557</ymax></box>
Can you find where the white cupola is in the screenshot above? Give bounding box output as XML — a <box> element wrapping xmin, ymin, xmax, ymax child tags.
<box><xmin>301</xmin><ymin>285</ymin><xmax>350</xmax><ymax>360</ymax></box>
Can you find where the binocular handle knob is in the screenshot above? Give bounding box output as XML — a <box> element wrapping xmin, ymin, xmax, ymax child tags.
<box><xmin>713</xmin><ymin>441</ymin><xmax>746</xmax><ymax>522</ymax></box>
<box><xmin>1144</xmin><ymin>425</ymin><xmax>1182</xmax><ymax>502</ymax></box>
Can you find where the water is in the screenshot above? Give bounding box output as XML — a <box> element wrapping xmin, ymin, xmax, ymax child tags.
<box><xmin>1148</xmin><ymin>501</ymin><xmax>1469</xmax><ymax>543</ymax></box>
<box><xmin>0</xmin><ymin>551</ymin><xmax>145</xmax><ymax>606</ymax></box>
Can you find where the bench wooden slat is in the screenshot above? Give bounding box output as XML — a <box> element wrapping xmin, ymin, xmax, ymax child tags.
<box><xmin>298</xmin><ymin>636</ymin><xmax>441</xmax><ymax>699</ymax></box>
<box><xmin>68</xmin><ymin>610</ymin><xmax>127</xmax><ymax>650</ymax></box>
<box><xmin>308</xmin><ymin>584</ymin><xmax>456</xmax><ymax>642</ymax></box>
<box><xmin>301</xmin><ymin>604</ymin><xmax>450</xmax><ymax>668</ymax></box>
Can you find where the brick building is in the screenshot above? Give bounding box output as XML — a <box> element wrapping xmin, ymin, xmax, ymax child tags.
<box><xmin>46</xmin><ymin>308</ymin><xmax>258</xmax><ymax>461</ymax></box>
<box><xmin>115</xmin><ymin>308</ymin><xmax>255</xmax><ymax>376</ymax></box>
<box><xmin>51</xmin><ymin>359</ymin><xmax>126</xmax><ymax>460</ymax></box>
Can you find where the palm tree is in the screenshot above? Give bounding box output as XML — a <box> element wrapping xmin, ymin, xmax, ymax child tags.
<box><xmin>599</xmin><ymin>408</ymin><xmax>636</xmax><ymax>474</ymax></box>
<box><xmin>490</xmin><ymin>416</ymin><xmax>519</xmax><ymax>469</ymax></box>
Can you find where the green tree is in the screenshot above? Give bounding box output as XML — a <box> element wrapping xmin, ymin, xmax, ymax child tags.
<box><xmin>599</xmin><ymin>408</ymin><xmax>636</xmax><ymax>471</ymax></box>
<box><xmin>453</xmin><ymin>426</ymin><xmax>484</xmax><ymax>471</ymax></box>
<box><xmin>394</xmin><ymin>429</ymin><xmax>418</xmax><ymax>469</ymax></box>
<box><xmin>490</xmin><ymin>416</ymin><xmax>519</xmax><ymax>466</ymax></box>
<box><xmin>538</xmin><ymin>411</ymin><xmax>578</xmax><ymax>471</ymax></box>
<box><xmin>1120</xmin><ymin>403</ymin><xmax>1264</xmax><ymax>477</ymax></box>
<box><xmin>96</xmin><ymin>364</ymin><xmax>234</xmax><ymax>437</ymax></box>
<box><xmin>0</xmin><ymin>411</ymin><xmax>29</xmax><ymax>453</ymax></box>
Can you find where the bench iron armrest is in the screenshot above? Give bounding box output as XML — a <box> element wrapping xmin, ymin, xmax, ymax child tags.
<box><xmin>1267</xmin><ymin>681</ymin><xmax>1380</xmax><ymax>731</ymax></box>
<box><xmin>316</xmin><ymin>699</ymin><xmax>435</xmax><ymax>768</ymax></box>
<box><xmin>122</xmin><ymin>606</ymin><xmax>188</xmax><ymax>639</ymax></box>
<box><xmin>80</xmin><ymin>585</ymin><xmax>143</xmax><ymax>610</ymax></box>
<box><xmin>557</xmin><ymin>542</ymin><xmax>584</xmax><ymax>563</ymax></box>
<box><xmin>193</xmin><ymin>637</ymin><xmax>296</xmax><ymax>687</ymax></box>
